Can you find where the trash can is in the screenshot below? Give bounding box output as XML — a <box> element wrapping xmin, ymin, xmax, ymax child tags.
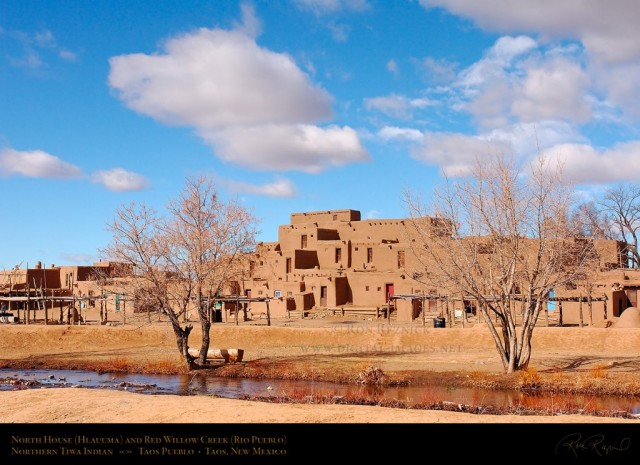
<box><xmin>433</xmin><ymin>316</ymin><xmax>446</xmax><ymax>328</ymax></box>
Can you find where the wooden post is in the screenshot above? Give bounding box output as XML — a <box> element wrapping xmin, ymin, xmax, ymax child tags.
<box><xmin>558</xmin><ymin>300</ymin><xmax>563</xmax><ymax>327</ymax></box>
<box><xmin>603</xmin><ymin>297</ymin><xmax>608</xmax><ymax>320</ymax></box>
<box><xmin>59</xmin><ymin>299</ymin><xmax>63</xmax><ymax>323</ymax></box>
<box><xmin>235</xmin><ymin>297</ymin><xmax>239</xmax><ymax>326</ymax></box>
<box><xmin>122</xmin><ymin>296</ymin><xmax>126</xmax><ymax>325</ymax></box>
<box><xmin>422</xmin><ymin>297</ymin><xmax>426</xmax><ymax>329</ymax></box>
<box><xmin>43</xmin><ymin>286</ymin><xmax>48</xmax><ymax>325</ymax></box>
<box><xmin>26</xmin><ymin>282</ymin><xmax>30</xmax><ymax>325</ymax></box>
<box><xmin>588</xmin><ymin>292</ymin><xmax>593</xmax><ymax>326</ymax></box>
<box><xmin>579</xmin><ymin>292</ymin><xmax>584</xmax><ymax>328</ymax></box>
<box><xmin>544</xmin><ymin>298</ymin><xmax>549</xmax><ymax>327</ymax></box>
<box><xmin>266</xmin><ymin>300</ymin><xmax>271</xmax><ymax>327</ymax></box>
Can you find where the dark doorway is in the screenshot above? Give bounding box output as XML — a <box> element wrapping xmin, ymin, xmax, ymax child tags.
<box><xmin>320</xmin><ymin>286</ymin><xmax>327</xmax><ymax>307</ymax></box>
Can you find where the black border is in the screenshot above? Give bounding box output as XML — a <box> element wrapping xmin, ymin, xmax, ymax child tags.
<box><xmin>2</xmin><ymin>422</ymin><xmax>639</xmax><ymax>462</ymax></box>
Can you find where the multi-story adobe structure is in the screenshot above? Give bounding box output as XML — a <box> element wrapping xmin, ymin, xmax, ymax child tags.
<box><xmin>238</xmin><ymin>209</ymin><xmax>631</xmax><ymax>323</ymax></box>
<box><xmin>1</xmin><ymin>209</ymin><xmax>637</xmax><ymax>326</ymax></box>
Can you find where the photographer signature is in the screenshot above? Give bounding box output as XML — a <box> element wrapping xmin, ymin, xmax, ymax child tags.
<box><xmin>556</xmin><ymin>433</ymin><xmax>631</xmax><ymax>457</ymax></box>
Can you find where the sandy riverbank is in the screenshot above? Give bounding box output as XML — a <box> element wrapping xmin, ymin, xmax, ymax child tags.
<box><xmin>1</xmin><ymin>317</ymin><xmax>640</xmax><ymax>422</ymax></box>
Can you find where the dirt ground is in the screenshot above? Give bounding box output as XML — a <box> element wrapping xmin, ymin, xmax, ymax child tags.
<box><xmin>0</xmin><ymin>388</ymin><xmax>631</xmax><ymax>423</ymax></box>
<box><xmin>1</xmin><ymin>312</ymin><xmax>640</xmax><ymax>423</ymax></box>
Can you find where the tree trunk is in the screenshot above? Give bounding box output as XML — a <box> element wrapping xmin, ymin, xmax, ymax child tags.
<box><xmin>199</xmin><ymin>319</ymin><xmax>211</xmax><ymax>366</ymax></box>
<box><xmin>173</xmin><ymin>323</ymin><xmax>195</xmax><ymax>370</ymax></box>
<box><xmin>579</xmin><ymin>293</ymin><xmax>584</xmax><ymax>328</ymax></box>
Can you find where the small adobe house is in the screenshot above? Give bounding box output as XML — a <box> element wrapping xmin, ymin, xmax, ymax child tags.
<box><xmin>236</xmin><ymin>209</ymin><xmax>630</xmax><ymax>324</ymax></box>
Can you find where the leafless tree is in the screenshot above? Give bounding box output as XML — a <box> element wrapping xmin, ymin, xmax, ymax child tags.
<box><xmin>102</xmin><ymin>202</ymin><xmax>197</xmax><ymax>368</ymax></box>
<box><xmin>102</xmin><ymin>176</ymin><xmax>257</xmax><ymax>370</ymax></box>
<box><xmin>406</xmin><ymin>156</ymin><xmax>598</xmax><ymax>373</ymax></box>
<box><xmin>165</xmin><ymin>176</ymin><xmax>257</xmax><ymax>365</ymax></box>
<box><xmin>571</xmin><ymin>201</ymin><xmax>613</xmax><ymax>240</ymax></box>
<box><xmin>597</xmin><ymin>185</ymin><xmax>640</xmax><ymax>268</ymax></box>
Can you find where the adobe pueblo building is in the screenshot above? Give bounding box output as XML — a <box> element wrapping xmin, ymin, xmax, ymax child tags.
<box><xmin>1</xmin><ymin>208</ymin><xmax>638</xmax><ymax>327</ymax></box>
<box><xmin>237</xmin><ymin>209</ymin><xmax>631</xmax><ymax>324</ymax></box>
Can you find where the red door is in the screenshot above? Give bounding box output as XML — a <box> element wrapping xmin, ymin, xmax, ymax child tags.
<box><xmin>385</xmin><ymin>283</ymin><xmax>394</xmax><ymax>302</ymax></box>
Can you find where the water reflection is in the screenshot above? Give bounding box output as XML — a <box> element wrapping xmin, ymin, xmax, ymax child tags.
<box><xmin>1</xmin><ymin>368</ymin><xmax>639</xmax><ymax>415</ymax></box>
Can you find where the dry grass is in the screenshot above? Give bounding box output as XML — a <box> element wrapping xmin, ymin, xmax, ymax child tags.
<box><xmin>589</xmin><ymin>363</ymin><xmax>608</xmax><ymax>379</ymax></box>
<box><xmin>518</xmin><ymin>367</ymin><xmax>541</xmax><ymax>390</ymax></box>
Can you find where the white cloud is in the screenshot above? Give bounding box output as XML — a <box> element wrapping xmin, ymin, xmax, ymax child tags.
<box><xmin>365</xmin><ymin>209</ymin><xmax>380</xmax><ymax>219</ymax></box>
<box><xmin>448</xmin><ymin>36</ymin><xmax>597</xmax><ymax>127</ymax></box>
<box><xmin>377</xmin><ymin>126</ymin><xmax>423</xmax><ymax>142</ymax></box>
<box><xmin>364</xmin><ymin>94</ymin><xmax>437</xmax><ymax>119</ymax></box>
<box><xmin>222</xmin><ymin>177</ymin><xmax>297</xmax><ymax>198</ymax></box>
<box><xmin>512</xmin><ymin>58</ymin><xmax>591</xmax><ymax>122</ymax></box>
<box><xmin>327</xmin><ymin>22</ymin><xmax>350</xmax><ymax>42</ymax></box>
<box><xmin>233</xmin><ymin>3</ymin><xmax>262</xmax><ymax>38</ymax></box>
<box><xmin>34</xmin><ymin>30</ymin><xmax>54</xmax><ymax>47</ymax></box>
<box><xmin>458</xmin><ymin>35</ymin><xmax>536</xmax><ymax>93</ymax></box>
<box><xmin>0</xmin><ymin>148</ymin><xmax>82</xmax><ymax>178</ymax></box>
<box><xmin>4</xmin><ymin>28</ymin><xmax>76</xmax><ymax>70</ymax></box>
<box><xmin>109</xmin><ymin>30</ymin><xmax>332</xmax><ymax>127</ymax></box>
<box><xmin>419</xmin><ymin>0</ymin><xmax>640</xmax><ymax>64</ymax></box>
<box><xmin>109</xmin><ymin>9</ymin><xmax>368</xmax><ymax>172</ymax></box>
<box><xmin>386</xmin><ymin>59</ymin><xmax>399</xmax><ymax>77</ymax></box>
<box><xmin>421</xmin><ymin>57</ymin><xmax>457</xmax><ymax>83</ymax></box>
<box><xmin>59</xmin><ymin>49</ymin><xmax>77</xmax><ymax>62</ymax></box>
<box><xmin>592</xmin><ymin>61</ymin><xmax>640</xmax><ymax>119</ymax></box>
<box><xmin>201</xmin><ymin>124</ymin><xmax>367</xmax><ymax>173</ymax></box>
<box><xmin>539</xmin><ymin>141</ymin><xmax>640</xmax><ymax>184</ymax></box>
<box><xmin>406</xmin><ymin>121</ymin><xmax>583</xmax><ymax>177</ymax></box>
<box><xmin>293</xmin><ymin>0</ymin><xmax>371</xmax><ymax>15</ymax></box>
<box><xmin>91</xmin><ymin>168</ymin><xmax>149</xmax><ymax>192</ymax></box>
<box><xmin>482</xmin><ymin>120</ymin><xmax>585</xmax><ymax>157</ymax></box>
<box><xmin>412</xmin><ymin>132</ymin><xmax>512</xmax><ymax>177</ymax></box>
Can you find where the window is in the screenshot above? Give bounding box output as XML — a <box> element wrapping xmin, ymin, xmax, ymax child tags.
<box><xmin>367</xmin><ymin>248</ymin><xmax>373</xmax><ymax>263</ymax></box>
<box><xmin>335</xmin><ymin>247</ymin><xmax>342</xmax><ymax>263</ymax></box>
<box><xmin>366</xmin><ymin>286</ymin><xmax>370</xmax><ymax>291</ymax></box>
<box><xmin>287</xmin><ymin>291</ymin><xmax>293</xmax><ymax>297</ymax></box>
<box><xmin>286</xmin><ymin>258</ymin><xmax>292</xmax><ymax>273</ymax></box>
<box><xmin>274</xmin><ymin>290</ymin><xmax>282</xmax><ymax>297</ymax></box>
<box><xmin>397</xmin><ymin>251</ymin><xmax>405</xmax><ymax>269</ymax></box>
<box><xmin>301</xmin><ymin>234</ymin><xmax>308</xmax><ymax>249</ymax></box>
<box><xmin>377</xmin><ymin>286</ymin><xmax>381</xmax><ymax>292</ymax></box>
<box><xmin>333</xmin><ymin>214</ymin><xmax>337</xmax><ymax>221</ymax></box>
<box><xmin>258</xmin><ymin>290</ymin><xmax>263</xmax><ymax>295</ymax></box>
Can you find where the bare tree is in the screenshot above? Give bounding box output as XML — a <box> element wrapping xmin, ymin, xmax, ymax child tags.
<box><xmin>102</xmin><ymin>202</ymin><xmax>197</xmax><ymax>369</ymax></box>
<box><xmin>597</xmin><ymin>185</ymin><xmax>640</xmax><ymax>268</ymax></box>
<box><xmin>165</xmin><ymin>176</ymin><xmax>257</xmax><ymax>365</ymax></box>
<box><xmin>406</xmin><ymin>156</ymin><xmax>598</xmax><ymax>373</ymax></box>
<box><xmin>102</xmin><ymin>177</ymin><xmax>258</xmax><ymax>370</ymax></box>
<box><xmin>571</xmin><ymin>201</ymin><xmax>613</xmax><ymax>240</ymax></box>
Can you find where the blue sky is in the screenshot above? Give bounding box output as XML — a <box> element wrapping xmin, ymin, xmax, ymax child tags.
<box><xmin>2</xmin><ymin>0</ymin><xmax>640</xmax><ymax>269</ymax></box>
